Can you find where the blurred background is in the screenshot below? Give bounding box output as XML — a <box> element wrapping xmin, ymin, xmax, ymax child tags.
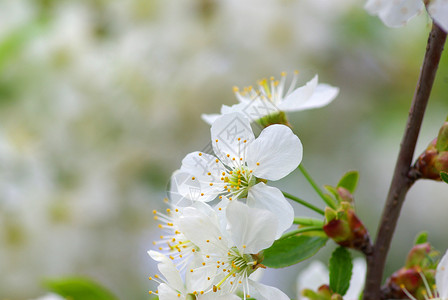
<box><xmin>0</xmin><ymin>0</ymin><xmax>447</xmax><ymax>299</ymax></box>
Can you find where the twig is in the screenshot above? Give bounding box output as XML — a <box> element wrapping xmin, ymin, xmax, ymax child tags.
<box><xmin>362</xmin><ymin>23</ymin><xmax>447</xmax><ymax>300</ymax></box>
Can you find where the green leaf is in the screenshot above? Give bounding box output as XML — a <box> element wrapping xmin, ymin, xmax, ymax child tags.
<box><xmin>44</xmin><ymin>277</ymin><xmax>119</xmax><ymax>300</ymax></box>
<box><xmin>441</xmin><ymin>171</ymin><xmax>448</xmax><ymax>184</ymax></box>
<box><xmin>329</xmin><ymin>247</ymin><xmax>353</xmax><ymax>296</ymax></box>
<box><xmin>337</xmin><ymin>171</ymin><xmax>359</xmax><ymax>194</ymax></box>
<box><xmin>262</xmin><ymin>235</ymin><xmax>328</xmax><ymax>268</ymax></box>
<box><xmin>414</xmin><ymin>231</ymin><xmax>428</xmax><ymax>245</ymax></box>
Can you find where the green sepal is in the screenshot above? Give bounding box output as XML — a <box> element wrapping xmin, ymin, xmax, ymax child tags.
<box><xmin>441</xmin><ymin>171</ymin><xmax>448</xmax><ymax>184</ymax></box>
<box><xmin>262</xmin><ymin>235</ymin><xmax>328</xmax><ymax>268</ymax></box>
<box><xmin>436</xmin><ymin>122</ymin><xmax>448</xmax><ymax>152</ymax></box>
<box><xmin>337</xmin><ymin>171</ymin><xmax>359</xmax><ymax>194</ymax></box>
<box><xmin>44</xmin><ymin>277</ymin><xmax>119</xmax><ymax>300</ymax></box>
<box><xmin>414</xmin><ymin>231</ymin><xmax>428</xmax><ymax>245</ymax></box>
<box><xmin>329</xmin><ymin>247</ymin><xmax>353</xmax><ymax>296</ymax></box>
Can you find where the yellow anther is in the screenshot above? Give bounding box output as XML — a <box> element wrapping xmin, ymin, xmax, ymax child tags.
<box><xmin>207</xmin><ymin>172</ymin><xmax>211</xmax><ymax>175</ymax></box>
<box><xmin>281</xmin><ymin>71</ymin><xmax>287</xmax><ymax>77</ymax></box>
<box><xmin>190</xmin><ymin>269</ymin><xmax>194</xmax><ymax>272</ymax></box>
<box><xmin>166</xmin><ymin>208</ymin><xmax>171</xmax><ymax>213</ymax></box>
<box><xmin>192</xmin><ymin>177</ymin><xmax>195</xmax><ymax>180</ymax></box>
<box><xmin>209</xmin><ymin>182</ymin><xmax>213</xmax><ymax>186</ymax></box>
<box><xmin>294</xmin><ymin>70</ymin><xmax>299</xmax><ymax>74</ymax></box>
<box><xmin>199</xmin><ymin>153</ymin><xmax>202</xmax><ymax>156</ymax></box>
<box><xmin>233</xmin><ymin>86</ymin><xmax>239</xmax><ymax>92</ymax></box>
<box><xmin>215</xmin><ymin>159</ymin><xmax>219</xmax><ymax>163</ymax></box>
<box><xmin>215</xmin><ymin>139</ymin><xmax>218</xmax><ymax>142</ymax></box>
<box><xmin>256</xmin><ymin>162</ymin><xmax>260</xmax><ymax>166</ymax></box>
<box><xmin>152</xmin><ymin>210</ymin><xmax>157</xmax><ymax>214</ymax></box>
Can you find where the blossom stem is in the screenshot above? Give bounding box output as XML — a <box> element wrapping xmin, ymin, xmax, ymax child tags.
<box><xmin>298</xmin><ymin>165</ymin><xmax>337</xmax><ymax>209</ymax></box>
<box><xmin>363</xmin><ymin>23</ymin><xmax>447</xmax><ymax>300</ymax></box>
<box><xmin>280</xmin><ymin>226</ymin><xmax>324</xmax><ymax>239</ymax></box>
<box><xmin>282</xmin><ymin>191</ymin><xmax>325</xmax><ymax>215</ymax></box>
<box><xmin>293</xmin><ymin>217</ymin><xmax>324</xmax><ymax>227</ymax></box>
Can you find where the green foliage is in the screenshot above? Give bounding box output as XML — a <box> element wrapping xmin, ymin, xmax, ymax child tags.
<box><xmin>44</xmin><ymin>277</ymin><xmax>119</xmax><ymax>300</ymax></box>
<box><xmin>337</xmin><ymin>171</ymin><xmax>359</xmax><ymax>194</ymax></box>
<box><xmin>414</xmin><ymin>231</ymin><xmax>428</xmax><ymax>245</ymax></box>
<box><xmin>441</xmin><ymin>171</ymin><xmax>448</xmax><ymax>184</ymax></box>
<box><xmin>262</xmin><ymin>235</ymin><xmax>328</xmax><ymax>268</ymax></box>
<box><xmin>329</xmin><ymin>247</ymin><xmax>353</xmax><ymax>296</ymax></box>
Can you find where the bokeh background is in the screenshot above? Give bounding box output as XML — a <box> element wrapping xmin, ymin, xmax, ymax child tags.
<box><xmin>0</xmin><ymin>0</ymin><xmax>447</xmax><ymax>299</ymax></box>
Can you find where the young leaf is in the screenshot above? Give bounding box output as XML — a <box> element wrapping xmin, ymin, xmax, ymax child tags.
<box><xmin>329</xmin><ymin>246</ymin><xmax>353</xmax><ymax>296</ymax></box>
<box><xmin>414</xmin><ymin>231</ymin><xmax>428</xmax><ymax>245</ymax></box>
<box><xmin>262</xmin><ymin>235</ymin><xmax>328</xmax><ymax>268</ymax></box>
<box><xmin>441</xmin><ymin>171</ymin><xmax>448</xmax><ymax>184</ymax></box>
<box><xmin>337</xmin><ymin>171</ymin><xmax>359</xmax><ymax>194</ymax></box>
<box><xmin>44</xmin><ymin>277</ymin><xmax>119</xmax><ymax>300</ymax></box>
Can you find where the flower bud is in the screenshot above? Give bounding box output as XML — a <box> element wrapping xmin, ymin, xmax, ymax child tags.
<box><xmin>415</xmin><ymin>121</ymin><xmax>448</xmax><ymax>180</ymax></box>
<box><xmin>302</xmin><ymin>284</ymin><xmax>334</xmax><ymax>300</ymax></box>
<box><xmin>381</xmin><ymin>243</ymin><xmax>438</xmax><ymax>300</ymax></box>
<box><xmin>323</xmin><ymin>203</ymin><xmax>372</xmax><ymax>255</ymax></box>
<box><xmin>336</xmin><ymin>187</ymin><xmax>354</xmax><ymax>203</ymax></box>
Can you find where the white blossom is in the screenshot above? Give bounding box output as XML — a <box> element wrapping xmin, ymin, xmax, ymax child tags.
<box><xmin>365</xmin><ymin>0</ymin><xmax>448</xmax><ymax>32</ymax></box>
<box><xmin>170</xmin><ymin>112</ymin><xmax>301</xmax><ymax>237</ymax></box>
<box><xmin>202</xmin><ymin>73</ymin><xmax>339</xmax><ymax>124</ymax></box>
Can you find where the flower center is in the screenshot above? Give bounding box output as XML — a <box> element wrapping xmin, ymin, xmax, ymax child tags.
<box><xmin>224</xmin><ymin>166</ymin><xmax>256</xmax><ymax>198</ymax></box>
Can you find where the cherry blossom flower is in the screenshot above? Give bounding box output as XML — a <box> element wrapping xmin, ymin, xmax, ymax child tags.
<box><xmin>365</xmin><ymin>0</ymin><xmax>448</xmax><ymax>32</ymax></box>
<box><xmin>148</xmin><ymin>250</ymin><xmax>239</xmax><ymax>300</ymax></box>
<box><xmin>201</xmin><ymin>73</ymin><xmax>339</xmax><ymax>124</ymax></box>
<box><xmin>178</xmin><ymin>200</ymin><xmax>290</xmax><ymax>300</ymax></box>
<box><xmin>170</xmin><ymin>112</ymin><xmax>301</xmax><ymax>237</ymax></box>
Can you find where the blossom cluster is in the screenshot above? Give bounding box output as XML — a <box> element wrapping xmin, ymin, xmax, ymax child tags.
<box><xmin>148</xmin><ymin>73</ymin><xmax>338</xmax><ymax>299</ymax></box>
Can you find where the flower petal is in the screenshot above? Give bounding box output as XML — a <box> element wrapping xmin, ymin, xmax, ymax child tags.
<box><xmin>169</xmin><ymin>170</ymin><xmax>215</xmax><ymax>204</ymax></box>
<box><xmin>436</xmin><ymin>249</ymin><xmax>448</xmax><ymax>298</ymax></box>
<box><xmin>247</xmin><ymin>183</ymin><xmax>294</xmax><ymax>238</ymax></box>
<box><xmin>199</xmin><ymin>293</ymin><xmax>241</xmax><ymax>300</ymax></box>
<box><xmin>201</xmin><ymin>113</ymin><xmax>221</xmax><ymax>125</ymax></box>
<box><xmin>364</xmin><ymin>0</ymin><xmax>422</xmax><ymax>28</ymax></box>
<box><xmin>185</xmin><ymin>255</ymin><xmax>215</xmax><ymax>293</ymax></box>
<box><xmin>247</xmin><ymin>124</ymin><xmax>303</xmax><ymax>181</ymax></box>
<box><xmin>157</xmin><ymin>283</ymin><xmax>183</xmax><ymax>300</ymax></box>
<box><xmin>428</xmin><ymin>0</ymin><xmax>448</xmax><ymax>33</ymax></box>
<box><xmin>248</xmin><ymin>279</ymin><xmax>290</xmax><ymax>300</ymax></box>
<box><xmin>178</xmin><ymin>206</ymin><xmax>228</xmax><ymax>254</ymax></box>
<box><xmin>226</xmin><ymin>200</ymin><xmax>278</xmax><ymax>254</ymax></box>
<box><xmin>278</xmin><ymin>75</ymin><xmax>318</xmax><ymax>112</ymax></box>
<box><xmin>211</xmin><ymin>112</ymin><xmax>255</xmax><ymax>166</ymax></box>
<box><xmin>281</xmin><ymin>83</ymin><xmax>338</xmax><ymax>111</ymax></box>
<box><xmin>148</xmin><ymin>251</ymin><xmax>185</xmax><ymax>293</ymax></box>
<box><xmin>297</xmin><ymin>261</ymin><xmax>329</xmax><ymax>300</ymax></box>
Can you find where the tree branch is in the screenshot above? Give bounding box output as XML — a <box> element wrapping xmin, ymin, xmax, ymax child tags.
<box><xmin>362</xmin><ymin>23</ymin><xmax>447</xmax><ymax>300</ymax></box>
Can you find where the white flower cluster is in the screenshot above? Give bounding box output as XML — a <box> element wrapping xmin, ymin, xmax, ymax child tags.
<box><xmin>365</xmin><ymin>0</ymin><xmax>448</xmax><ymax>32</ymax></box>
<box><xmin>148</xmin><ymin>74</ymin><xmax>338</xmax><ymax>299</ymax></box>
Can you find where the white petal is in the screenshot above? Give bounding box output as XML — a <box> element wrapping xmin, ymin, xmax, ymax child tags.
<box><xmin>247</xmin><ymin>124</ymin><xmax>303</xmax><ymax>181</ymax></box>
<box><xmin>428</xmin><ymin>0</ymin><xmax>448</xmax><ymax>33</ymax></box>
<box><xmin>169</xmin><ymin>170</ymin><xmax>215</xmax><ymax>204</ymax></box>
<box><xmin>247</xmin><ymin>183</ymin><xmax>294</xmax><ymax>238</ymax></box>
<box><xmin>198</xmin><ymin>293</ymin><xmax>241</xmax><ymax>300</ymax></box>
<box><xmin>436</xmin><ymin>249</ymin><xmax>448</xmax><ymax>298</ymax></box>
<box><xmin>297</xmin><ymin>261</ymin><xmax>329</xmax><ymax>300</ymax></box>
<box><xmin>345</xmin><ymin>258</ymin><xmax>367</xmax><ymax>300</ymax></box>
<box><xmin>158</xmin><ymin>283</ymin><xmax>184</xmax><ymax>300</ymax></box>
<box><xmin>281</xmin><ymin>83</ymin><xmax>338</xmax><ymax>111</ymax></box>
<box><xmin>278</xmin><ymin>75</ymin><xmax>318</xmax><ymax>112</ymax></box>
<box><xmin>185</xmin><ymin>255</ymin><xmax>215</xmax><ymax>293</ymax></box>
<box><xmin>365</xmin><ymin>0</ymin><xmax>422</xmax><ymax>28</ymax></box>
<box><xmin>226</xmin><ymin>200</ymin><xmax>278</xmax><ymax>254</ymax></box>
<box><xmin>211</xmin><ymin>112</ymin><xmax>255</xmax><ymax>166</ymax></box>
<box><xmin>180</xmin><ymin>151</ymin><xmax>226</xmax><ymax>184</ymax></box>
<box><xmin>248</xmin><ymin>280</ymin><xmax>290</xmax><ymax>300</ymax></box>
<box><xmin>178</xmin><ymin>206</ymin><xmax>228</xmax><ymax>254</ymax></box>
<box><xmin>201</xmin><ymin>113</ymin><xmax>221</xmax><ymax>125</ymax></box>
<box><xmin>148</xmin><ymin>251</ymin><xmax>185</xmax><ymax>293</ymax></box>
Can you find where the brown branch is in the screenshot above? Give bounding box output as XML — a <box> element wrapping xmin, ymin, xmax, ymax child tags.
<box><xmin>362</xmin><ymin>23</ymin><xmax>447</xmax><ymax>300</ymax></box>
